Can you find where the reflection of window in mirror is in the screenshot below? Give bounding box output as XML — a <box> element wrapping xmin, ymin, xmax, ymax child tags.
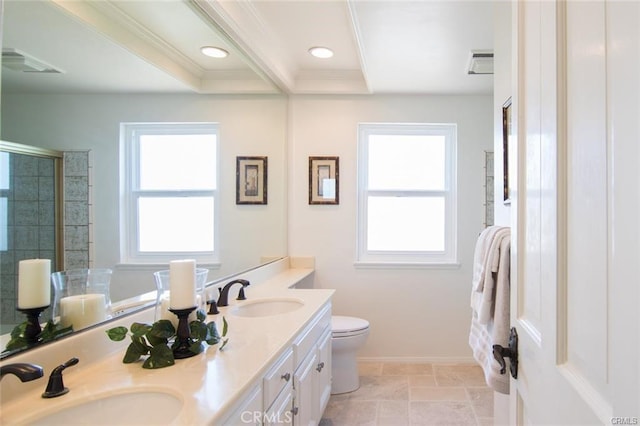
<box><xmin>321</xmin><ymin>178</ymin><xmax>336</xmax><ymax>199</ymax></box>
<box><xmin>121</xmin><ymin>123</ymin><xmax>219</xmax><ymax>264</ymax></box>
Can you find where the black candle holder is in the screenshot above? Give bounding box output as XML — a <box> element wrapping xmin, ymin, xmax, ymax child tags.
<box><xmin>16</xmin><ymin>305</ymin><xmax>49</xmax><ymax>344</ymax></box>
<box><xmin>168</xmin><ymin>306</ymin><xmax>198</xmax><ymax>359</ymax></box>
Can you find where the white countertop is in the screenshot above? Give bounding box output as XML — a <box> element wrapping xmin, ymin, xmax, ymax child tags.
<box><xmin>0</xmin><ymin>261</ymin><xmax>333</xmax><ymax>425</ymax></box>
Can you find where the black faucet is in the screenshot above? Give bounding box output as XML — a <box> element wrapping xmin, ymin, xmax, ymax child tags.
<box><xmin>206</xmin><ymin>298</ymin><xmax>220</xmax><ymax>315</ymax></box>
<box><xmin>42</xmin><ymin>357</ymin><xmax>79</xmax><ymax>398</ymax></box>
<box><xmin>0</xmin><ymin>363</ymin><xmax>44</xmax><ymax>382</ymax></box>
<box><xmin>217</xmin><ymin>279</ymin><xmax>250</xmax><ymax>307</ymax></box>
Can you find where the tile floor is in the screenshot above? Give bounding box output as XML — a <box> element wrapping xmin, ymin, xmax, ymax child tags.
<box><xmin>319</xmin><ymin>362</ymin><xmax>493</xmax><ymax>426</ymax></box>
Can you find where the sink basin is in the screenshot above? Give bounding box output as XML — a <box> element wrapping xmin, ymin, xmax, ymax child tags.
<box><xmin>230</xmin><ymin>298</ymin><xmax>304</xmax><ymax>318</ymax></box>
<box><xmin>23</xmin><ymin>390</ymin><xmax>183</xmax><ymax>425</ymax></box>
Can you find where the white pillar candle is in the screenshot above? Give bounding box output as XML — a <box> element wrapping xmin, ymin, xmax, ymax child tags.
<box><xmin>59</xmin><ymin>294</ymin><xmax>107</xmax><ymax>330</ymax></box>
<box><xmin>160</xmin><ymin>296</ymin><xmax>175</xmax><ymax>325</ymax></box>
<box><xmin>18</xmin><ymin>259</ymin><xmax>51</xmax><ymax>309</ymax></box>
<box><xmin>169</xmin><ymin>259</ymin><xmax>196</xmax><ymax>309</ymax></box>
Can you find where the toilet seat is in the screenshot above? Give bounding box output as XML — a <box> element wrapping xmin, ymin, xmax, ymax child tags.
<box><xmin>332</xmin><ymin>316</ymin><xmax>370</xmax><ymax>338</ymax></box>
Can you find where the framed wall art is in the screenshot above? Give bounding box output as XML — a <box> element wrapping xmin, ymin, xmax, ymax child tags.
<box><xmin>309</xmin><ymin>156</ymin><xmax>339</xmax><ymax>205</ymax></box>
<box><xmin>236</xmin><ymin>156</ymin><xmax>267</xmax><ymax>205</ymax></box>
<box><xmin>502</xmin><ymin>97</ymin><xmax>512</xmax><ymax>204</ymax></box>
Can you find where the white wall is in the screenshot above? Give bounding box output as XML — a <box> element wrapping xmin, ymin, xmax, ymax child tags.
<box><xmin>288</xmin><ymin>94</ymin><xmax>493</xmax><ymax>360</ymax></box>
<box><xmin>492</xmin><ymin>1</ymin><xmax>512</xmax><ymax>423</ymax></box>
<box><xmin>493</xmin><ymin>2</ymin><xmax>512</xmax><ymax>228</ymax></box>
<box><xmin>2</xmin><ymin>93</ymin><xmax>289</xmax><ymax>300</ymax></box>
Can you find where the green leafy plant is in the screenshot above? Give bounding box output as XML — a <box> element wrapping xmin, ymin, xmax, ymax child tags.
<box><xmin>2</xmin><ymin>320</ymin><xmax>73</xmax><ymax>354</ymax></box>
<box><xmin>106</xmin><ymin>309</ymin><xmax>229</xmax><ymax>369</ymax></box>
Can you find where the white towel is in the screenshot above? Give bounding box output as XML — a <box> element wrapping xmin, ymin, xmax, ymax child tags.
<box><xmin>471</xmin><ymin>226</ymin><xmax>504</xmax><ymax>293</ymax></box>
<box><xmin>469</xmin><ymin>228</ymin><xmax>511</xmax><ymax>394</ymax></box>
<box><xmin>477</xmin><ymin>228</ymin><xmax>511</xmax><ymax>324</ymax></box>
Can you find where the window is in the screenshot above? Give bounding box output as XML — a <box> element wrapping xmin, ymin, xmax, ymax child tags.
<box><xmin>357</xmin><ymin>123</ymin><xmax>457</xmax><ymax>265</ymax></box>
<box><xmin>121</xmin><ymin>123</ymin><xmax>218</xmax><ymax>264</ymax></box>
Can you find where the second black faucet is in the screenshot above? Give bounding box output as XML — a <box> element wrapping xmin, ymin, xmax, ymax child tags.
<box><xmin>217</xmin><ymin>279</ymin><xmax>250</xmax><ymax>307</ymax></box>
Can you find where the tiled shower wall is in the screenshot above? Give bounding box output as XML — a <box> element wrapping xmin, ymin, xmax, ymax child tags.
<box><xmin>0</xmin><ymin>151</ymin><xmax>91</xmax><ymax>328</ymax></box>
<box><xmin>63</xmin><ymin>151</ymin><xmax>92</xmax><ymax>271</ymax></box>
<box><xmin>1</xmin><ymin>153</ymin><xmax>57</xmax><ymax>327</ymax></box>
<box><xmin>484</xmin><ymin>151</ymin><xmax>494</xmax><ymax>227</ymax></box>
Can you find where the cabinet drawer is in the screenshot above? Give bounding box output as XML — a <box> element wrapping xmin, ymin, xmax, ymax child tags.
<box><xmin>293</xmin><ymin>303</ymin><xmax>331</xmax><ymax>367</ymax></box>
<box><xmin>263</xmin><ymin>347</ymin><xmax>294</xmax><ymax>408</ymax></box>
<box><xmin>221</xmin><ymin>384</ymin><xmax>263</xmax><ymax>425</ymax></box>
<box><xmin>263</xmin><ymin>382</ymin><xmax>293</xmax><ymax>426</ymax></box>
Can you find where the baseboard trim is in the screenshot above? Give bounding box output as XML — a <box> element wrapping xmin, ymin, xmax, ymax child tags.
<box><xmin>357</xmin><ymin>356</ymin><xmax>476</xmax><ymax>364</ymax></box>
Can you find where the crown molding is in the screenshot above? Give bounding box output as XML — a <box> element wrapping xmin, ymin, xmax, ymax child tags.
<box><xmin>50</xmin><ymin>0</ymin><xmax>281</xmax><ymax>94</ymax></box>
<box><xmin>346</xmin><ymin>0</ymin><xmax>372</xmax><ymax>94</ymax></box>
<box><xmin>294</xmin><ymin>69</ymin><xmax>369</xmax><ymax>94</ymax></box>
<box><xmin>199</xmin><ymin>69</ymin><xmax>279</xmax><ymax>94</ymax></box>
<box><xmin>50</xmin><ymin>0</ymin><xmax>202</xmax><ymax>91</ymax></box>
<box><xmin>190</xmin><ymin>0</ymin><xmax>296</xmax><ymax>94</ymax></box>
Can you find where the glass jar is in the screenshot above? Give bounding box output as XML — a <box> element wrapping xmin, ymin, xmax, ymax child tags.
<box><xmin>51</xmin><ymin>268</ymin><xmax>112</xmax><ymax>331</ymax></box>
<box><xmin>152</xmin><ymin>268</ymin><xmax>208</xmax><ymax>324</ymax></box>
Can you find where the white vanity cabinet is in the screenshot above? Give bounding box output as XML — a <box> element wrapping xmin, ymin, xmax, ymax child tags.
<box><xmin>220</xmin><ymin>302</ymin><xmax>332</xmax><ymax>426</ymax></box>
<box><xmin>293</xmin><ymin>347</ymin><xmax>318</xmax><ymax>425</ymax></box>
<box><xmin>292</xmin><ymin>304</ymin><xmax>332</xmax><ymax>426</ymax></box>
<box><xmin>0</xmin><ymin>259</ymin><xmax>336</xmax><ymax>426</ymax></box>
<box><xmin>220</xmin><ymin>384</ymin><xmax>263</xmax><ymax>425</ymax></box>
<box><xmin>222</xmin><ymin>349</ymin><xmax>294</xmax><ymax>426</ymax></box>
<box><xmin>263</xmin><ymin>348</ymin><xmax>294</xmax><ymax>425</ymax></box>
<box><xmin>315</xmin><ymin>328</ymin><xmax>332</xmax><ymax>416</ymax></box>
<box><xmin>264</xmin><ymin>382</ymin><xmax>294</xmax><ymax>425</ymax></box>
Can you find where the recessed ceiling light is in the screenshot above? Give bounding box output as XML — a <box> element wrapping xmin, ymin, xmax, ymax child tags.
<box><xmin>200</xmin><ymin>46</ymin><xmax>229</xmax><ymax>58</ymax></box>
<box><xmin>308</xmin><ymin>46</ymin><xmax>334</xmax><ymax>59</ymax></box>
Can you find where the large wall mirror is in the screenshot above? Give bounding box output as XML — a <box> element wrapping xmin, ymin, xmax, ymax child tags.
<box><xmin>1</xmin><ymin>0</ymin><xmax>287</xmax><ymax>358</ymax></box>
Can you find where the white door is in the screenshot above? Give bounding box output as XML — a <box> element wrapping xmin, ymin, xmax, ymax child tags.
<box><xmin>510</xmin><ymin>0</ymin><xmax>639</xmax><ymax>424</ymax></box>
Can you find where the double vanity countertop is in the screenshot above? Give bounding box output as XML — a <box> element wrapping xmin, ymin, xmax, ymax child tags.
<box><xmin>0</xmin><ymin>260</ymin><xmax>334</xmax><ymax>425</ymax></box>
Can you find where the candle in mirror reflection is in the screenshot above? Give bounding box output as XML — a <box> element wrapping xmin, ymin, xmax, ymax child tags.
<box><xmin>17</xmin><ymin>259</ymin><xmax>51</xmax><ymax>309</ymax></box>
<box><xmin>59</xmin><ymin>294</ymin><xmax>107</xmax><ymax>330</ymax></box>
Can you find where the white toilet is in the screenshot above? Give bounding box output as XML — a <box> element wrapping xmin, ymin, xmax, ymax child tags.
<box><xmin>331</xmin><ymin>315</ymin><xmax>370</xmax><ymax>394</ymax></box>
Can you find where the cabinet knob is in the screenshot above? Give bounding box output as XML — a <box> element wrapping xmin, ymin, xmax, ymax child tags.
<box><xmin>315</xmin><ymin>362</ymin><xmax>325</xmax><ymax>372</ymax></box>
<box><xmin>281</xmin><ymin>372</ymin><xmax>291</xmax><ymax>382</ymax></box>
<box><xmin>291</xmin><ymin>406</ymin><xmax>299</xmax><ymax>416</ymax></box>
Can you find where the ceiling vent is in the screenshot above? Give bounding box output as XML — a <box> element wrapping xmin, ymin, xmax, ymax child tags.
<box><xmin>467</xmin><ymin>50</ymin><xmax>493</xmax><ymax>75</ymax></box>
<box><xmin>2</xmin><ymin>48</ymin><xmax>63</xmax><ymax>73</ymax></box>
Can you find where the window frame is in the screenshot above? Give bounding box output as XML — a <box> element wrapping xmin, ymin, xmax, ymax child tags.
<box><xmin>356</xmin><ymin>122</ymin><xmax>458</xmax><ymax>267</ymax></box>
<box><xmin>120</xmin><ymin>122</ymin><xmax>220</xmax><ymax>265</ymax></box>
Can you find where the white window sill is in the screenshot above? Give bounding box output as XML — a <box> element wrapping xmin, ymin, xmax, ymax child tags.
<box><xmin>353</xmin><ymin>261</ymin><xmax>461</xmax><ymax>270</ymax></box>
<box><xmin>115</xmin><ymin>262</ymin><xmax>221</xmax><ymax>271</ymax></box>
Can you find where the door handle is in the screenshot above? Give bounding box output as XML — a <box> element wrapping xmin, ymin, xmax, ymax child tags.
<box><xmin>492</xmin><ymin>327</ymin><xmax>518</xmax><ymax>379</ymax></box>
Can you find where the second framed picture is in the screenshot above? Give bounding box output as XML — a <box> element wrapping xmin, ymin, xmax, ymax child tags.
<box><xmin>236</xmin><ymin>156</ymin><xmax>267</xmax><ymax>205</ymax></box>
<box><xmin>502</xmin><ymin>97</ymin><xmax>512</xmax><ymax>204</ymax></box>
<box><xmin>309</xmin><ymin>156</ymin><xmax>339</xmax><ymax>205</ymax></box>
